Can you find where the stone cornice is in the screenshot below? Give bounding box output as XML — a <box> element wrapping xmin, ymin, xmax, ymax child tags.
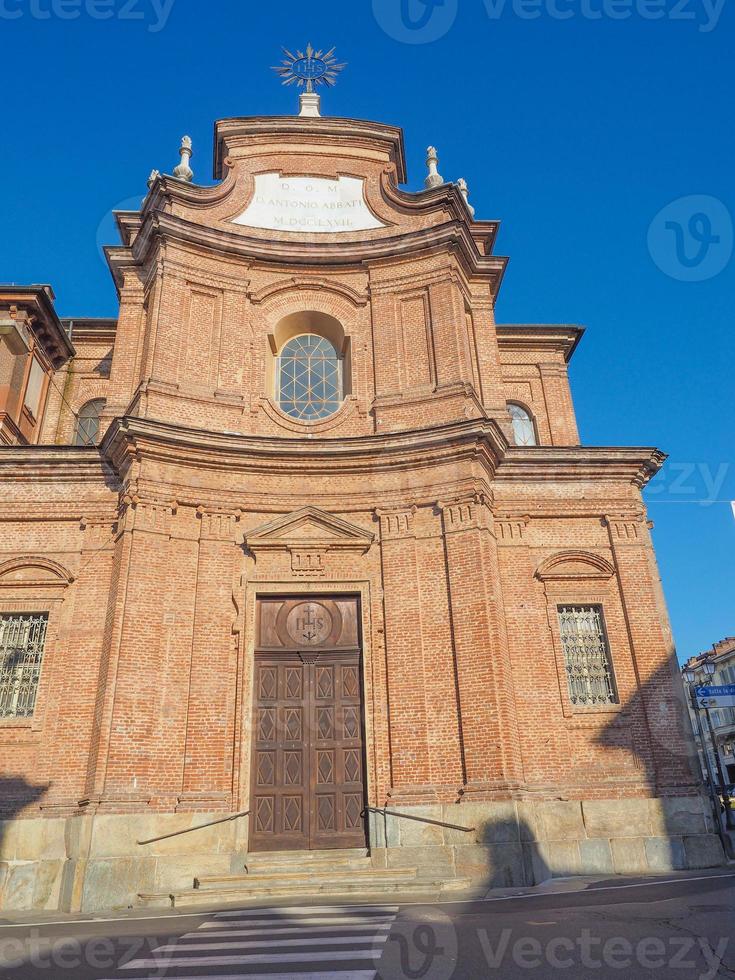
<box><xmin>496</xmin><ymin>324</ymin><xmax>585</xmax><ymax>363</ymax></box>
<box><xmin>103</xmin><ymin>415</ymin><xmax>507</xmax><ymax>480</ymax></box>
<box><xmin>494</xmin><ymin>447</ymin><xmax>667</xmax><ymax>487</ymax></box>
<box><xmin>212</xmin><ymin>115</ymin><xmax>409</xmax><ymax>182</ymax></box>
<box><xmin>105</xmin><ymin>211</ymin><xmax>507</xmax><ymax>294</ymax></box>
<box><xmin>98</xmin><ymin>416</ymin><xmax>666</xmax><ymax>492</ymax></box>
<box><xmin>0</xmin><ymin>446</ymin><xmax>120</xmax><ymax>485</ymax></box>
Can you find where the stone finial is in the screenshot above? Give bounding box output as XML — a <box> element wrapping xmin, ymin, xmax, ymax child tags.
<box><xmin>173</xmin><ymin>135</ymin><xmax>194</xmax><ymax>182</ymax></box>
<box><xmin>457</xmin><ymin>177</ymin><xmax>475</xmax><ymax>217</ymax></box>
<box><xmin>425</xmin><ymin>146</ymin><xmax>444</xmax><ymax>190</ymax></box>
<box><xmin>299</xmin><ymin>92</ymin><xmax>321</xmax><ymax>118</ymax></box>
<box><xmin>147</xmin><ymin>169</ymin><xmax>161</xmax><ymax>189</ymax></box>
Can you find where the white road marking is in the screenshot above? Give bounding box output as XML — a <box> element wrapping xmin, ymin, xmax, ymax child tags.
<box><xmin>119</xmin><ymin>949</ymin><xmax>379</xmax><ymax>968</ymax></box>
<box><xmin>155</xmin><ymin>932</ymin><xmax>390</xmax><ymax>951</ymax></box>
<box><xmin>199</xmin><ymin>913</ymin><xmax>395</xmax><ymax>929</ymax></box>
<box><xmin>186</xmin><ymin>922</ymin><xmax>392</xmax><ymax>937</ymax></box>
<box><xmin>213</xmin><ymin>903</ymin><xmax>398</xmax><ymax>918</ymax></box>
<box><xmin>109</xmin><ymin>974</ymin><xmax>377</xmax><ymax>980</ymax></box>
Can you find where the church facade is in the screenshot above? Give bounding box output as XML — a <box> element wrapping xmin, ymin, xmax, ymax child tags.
<box><xmin>0</xmin><ymin>105</ymin><xmax>721</xmax><ymax>912</ymax></box>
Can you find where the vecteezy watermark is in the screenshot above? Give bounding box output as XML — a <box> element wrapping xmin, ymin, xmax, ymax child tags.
<box><xmin>372</xmin><ymin>0</ymin><xmax>727</xmax><ymax>42</ymax></box>
<box><xmin>377</xmin><ymin>905</ymin><xmax>458</xmax><ymax>980</ymax></box>
<box><xmin>648</xmin><ymin>195</ymin><xmax>734</xmax><ymax>282</ymax></box>
<box><xmin>372</xmin><ymin>0</ymin><xmax>459</xmax><ymax>43</ymax></box>
<box><xmin>479</xmin><ymin>928</ymin><xmax>729</xmax><ymax>979</ymax></box>
<box><xmin>644</xmin><ymin>462</ymin><xmax>731</xmax><ymax>507</ymax></box>
<box><xmin>0</xmin><ymin>0</ymin><xmax>176</xmax><ymax>33</ymax></box>
<box><xmin>0</xmin><ymin>931</ymin><xmax>165</xmax><ymax>974</ymax></box>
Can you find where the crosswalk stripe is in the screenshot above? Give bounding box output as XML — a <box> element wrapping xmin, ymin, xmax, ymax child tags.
<box><xmin>107</xmin><ymin>901</ymin><xmax>398</xmax><ymax>979</ymax></box>
<box><xmin>112</xmin><ymin>973</ymin><xmax>378</xmax><ymax>980</ymax></box>
<box><xmin>155</xmin><ymin>933</ymin><xmax>390</xmax><ymax>952</ymax></box>
<box><xmin>213</xmin><ymin>904</ymin><xmax>398</xmax><ymax>919</ymax></box>
<box><xmin>119</xmin><ymin>949</ymin><xmax>379</xmax><ymax>968</ymax></box>
<box><xmin>183</xmin><ymin>922</ymin><xmax>391</xmax><ymax>938</ymax></box>
<box><xmin>199</xmin><ymin>914</ymin><xmax>395</xmax><ymax>929</ymax></box>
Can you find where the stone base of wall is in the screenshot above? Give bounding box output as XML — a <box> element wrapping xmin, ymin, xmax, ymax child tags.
<box><xmin>367</xmin><ymin>795</ymin><xmax>725</xmax><ymax>887</ymax></box>
<box><xmin>0</xmin><ymin>795</ymin><xmax>725</xmax><ymax>913</ymax></box>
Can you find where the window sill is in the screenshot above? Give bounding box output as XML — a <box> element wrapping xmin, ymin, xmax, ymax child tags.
<box><xmin>259</xmin><ymin>395</ymin><xmax>359</xmax><ymax>433</ymax></box>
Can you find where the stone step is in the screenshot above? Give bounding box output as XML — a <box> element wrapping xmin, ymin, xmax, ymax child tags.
<box><xmin>245</xmin><ymin>848</ymin><xmax>370</xmax><ymax>865</ymax></box>
<box><xmin>195</xmin><ymin>866</ymin><xmax>416</xmax><ymax>891</ymax></box>
<box><xmin>139</xmin><ymin>873</ymin><xmax>473</xmax><ymax>910</ymax></box>
<box><xmin>241</xmin><ymin>849</ymin><xmax>371</xmax><ymax>875</ymax></box>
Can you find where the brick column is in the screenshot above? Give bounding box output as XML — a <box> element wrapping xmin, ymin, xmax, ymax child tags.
<box><xmin>378</xmin><ymin>507</ymin><xmax>436</xmax><ymax>803</ymax></box>
<box><xmin>103</xmin><ymin>278</ymin><xmax>146</xmax><ymax>420</ymax></box>
<box><xmin>42</xmin><ymin>519</ymin><xmax>116</xmax><ymax>803</ymax></box>
<box><xmin>440</xmin><ymin>494</ymin><xmax>523</xmax><ymax>796</ymax></box>
<box><xmin>538</xmin><ymin>362</ymin><xmax>580</xmax><ymax>445</ymax></box>
<box><xmin>97</xmin><ymin>498</ymin><xmax>174</xmax><ymax>805</ymax></box>
<box><xmin>178</xmin><ymin>509</ymin><xmax>242</xmax><ymax>811</ymax></box>
<box><xmin>605</xmin><ymin>514</ymin><xmax>699</xmax><ymax>793</ymax></box>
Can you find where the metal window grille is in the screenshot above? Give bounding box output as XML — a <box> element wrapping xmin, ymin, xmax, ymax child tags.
<box><xmin>557</xmin><ymin>605</ymin><xmax>618</xmax><ymax>706</ymax></box>
<box><xmin>0</xmin><ymin>613</ymin><xmax>48</xmax><ymax>718</ymax></box>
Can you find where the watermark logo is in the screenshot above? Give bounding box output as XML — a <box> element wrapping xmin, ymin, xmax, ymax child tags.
<box><xmin>377</xmin><ymin>905</ymin><xmax>458</xmax><ymax>979</ymax></box>
<box><xmin>96</xmin><ymin>193</ymin><xmax>144</xmax><ymax>267</ymax></box>
<box><xmin>0</xmin><ymin>0</ymin><xmax>176</xmax><ymax>33</ymax></box>
<box><xmin>374</xmin><ymin>0</ymin><xmax>727</xmax><ymax>41</ymax></box>
<box><xmin>372</xmin><ymin>0</ymin><xmax>459</xmax><ymax>43</ymax></box>
<box><xmin>648</xmin><ymin>195</ymin><xmax>733</xmax><ymax>281</ymax></box>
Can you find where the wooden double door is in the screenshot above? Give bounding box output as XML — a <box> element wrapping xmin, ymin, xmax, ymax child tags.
<box><xmin>249</xmin><ymin>597</ymin><xmax>367</xmax><ymax>852</ymax></box>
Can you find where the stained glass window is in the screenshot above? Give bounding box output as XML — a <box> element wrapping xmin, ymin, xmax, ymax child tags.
<box><xmin>0</xmin><ymin>613</ymin><xmax>48</xmax><ymax>718</ymax></box>
<box><xmin>508</xmin><ymin>403</ymin><xmax>537</xmax><ymax>446</ymax></box>
<box><xmin>558</xmin><ymin>605</ymin><xmax>618</xmax><ymax>706</ymax></box>
<box><xmin>277</xmin><ymin>335</ymin><xmax>342</xmax><ymax>421</ymax></box>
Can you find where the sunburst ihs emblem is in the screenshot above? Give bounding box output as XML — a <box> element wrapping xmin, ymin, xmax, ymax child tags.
<box><xmin>272</xmin><ymin>44</ymin><xmax>347</xmax><ymax>94</ymax></box>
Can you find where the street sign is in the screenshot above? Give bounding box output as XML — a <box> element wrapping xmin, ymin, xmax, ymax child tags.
<box><xmin>695</xmin><ymin>685</ymin><xmax>735</xmax><ymax>697</ymax></box>
<box><xmin>699</xmin><ymin>696</ymin><xmax>735</xmax><ymax>709</ymax></box>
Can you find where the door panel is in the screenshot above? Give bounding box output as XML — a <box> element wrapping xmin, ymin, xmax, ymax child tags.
<box><xmin>249</xmin><ymin>601</ymin><xmax>366</xmax><ymax>852</ymax></box>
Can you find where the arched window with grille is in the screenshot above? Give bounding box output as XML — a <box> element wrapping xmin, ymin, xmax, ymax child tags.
<box><xmin>507</xmin><ymin>402</ymin><xmax>537</xmax><ymax>447</ymax></box>
<box><xmin>277</xmin><ymin>335</ymin><xmax>343</xmax><ymax>421</ymax></box>
<box><xmin>73</xmin><ymin>399</ymin><xmax>105</xmax><ymax>446</ymax></box>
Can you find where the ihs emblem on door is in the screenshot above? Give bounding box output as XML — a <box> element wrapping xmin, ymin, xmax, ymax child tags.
<box><xmin>286</xmin><ymin>601</ymin><xmax>333</xmax><ymax>646</ymax></box>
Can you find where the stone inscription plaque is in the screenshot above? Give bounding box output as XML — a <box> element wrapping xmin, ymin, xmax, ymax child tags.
<box><xmin>232</xmin><ymin>174</ymin><xmax>386</xmax><ymax>234</ymax></box>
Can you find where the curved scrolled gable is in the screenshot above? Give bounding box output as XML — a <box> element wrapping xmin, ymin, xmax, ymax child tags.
<box><xmin>535</xmin><ymin>550</ymin><xmax>615</xmax><ymax>582</ymax></box>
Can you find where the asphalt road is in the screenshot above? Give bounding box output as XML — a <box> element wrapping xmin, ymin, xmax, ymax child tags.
<box><xmin>0</xmin><ymin>870</ymin><xmax>733</xmax><ymax>979</ymax></box>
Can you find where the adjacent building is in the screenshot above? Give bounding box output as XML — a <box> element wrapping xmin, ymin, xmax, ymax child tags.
<box><xmin>683</xmin><ymin>638</ymin><xmax>735</xmax><ymax>784</ymax></box>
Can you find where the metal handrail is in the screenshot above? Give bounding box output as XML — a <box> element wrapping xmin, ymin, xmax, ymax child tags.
<box><xmin>362</xmin><ymin>805</ymin><xmax>475</xmax><ymax>834</ymax></box>
<box><xmin>137</xmin><ymin>809</ymin><xmax>250</xmax><ymax>846</ymax></box>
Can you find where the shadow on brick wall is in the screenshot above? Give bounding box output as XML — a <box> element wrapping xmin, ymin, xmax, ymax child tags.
<box><xmin>0</xmin><ymin>776</ymin><xmax>49</xmax><ymax>911</ymax></box>
<box><xmin>593</xmin><ymin>654</ymin><xmax>729</xmax><ymax>865</ymax></box>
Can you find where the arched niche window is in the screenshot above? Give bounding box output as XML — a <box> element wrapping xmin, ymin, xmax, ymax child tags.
<box><xmin>508</xmin><ymin>402</ymin><xmax>537</xmax><ymax>447</ymax></box>
<box><xmin>73</xmin><ymin>399</ymin><xmax>105</xmax><ymax>446</ymax></box>
<box><xmin>270</xmin><ymin>312</ymin><xmax>349</xmax><ymax>423</ymax></box>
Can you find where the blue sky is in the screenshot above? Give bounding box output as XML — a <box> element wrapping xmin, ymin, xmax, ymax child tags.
<box><xmin>2</xmin><ymin>0</ymin><xmax>732</xmax><ymax>659</ymax></box>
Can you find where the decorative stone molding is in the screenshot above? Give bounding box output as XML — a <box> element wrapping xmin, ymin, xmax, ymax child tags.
<box><xmin>249</xmin><ymin>276</ymin><xmax>368</xmax><ymax>307</ymax></box>
<box><xmin>119</xmin><ymin>496</ymin><xmax>175</xmax><ymax>537</ymax></box>
<box><xmin>197</xmin><ymin>508</ymin><xmax>243</xmax><ymax>543</ymax></box>
<box><xmin>604</xmin><ymin>515</ymin><xmax>644</xmax><ymax>545</ymax></box>
<box><xmin>0</xmin><ymin>556</ymin><xmax>75</xmax><ymax>587</ymax></box>
<box><xmin>376</xmin><ymin>507</ymin><xmax>416</xmax><ymax>540</ymax></box>
<box><xmin>438</xmin><ymin>493</ymin><xmax>489</xmax><ymax>533</ymax></box>
<box><xmin>245</xmin><ymin>506</ymin><xmax>374</xmax><ymax>571</ymax></box>
<box><xmin>494</xmin><ymin>515</ymin><xmax>530</xmax><ymax>544</ymax></box>
<box><xmin>535</xmin><ymin>550</ymin><xmax>615</xmax><ymax>582</ymax></box>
